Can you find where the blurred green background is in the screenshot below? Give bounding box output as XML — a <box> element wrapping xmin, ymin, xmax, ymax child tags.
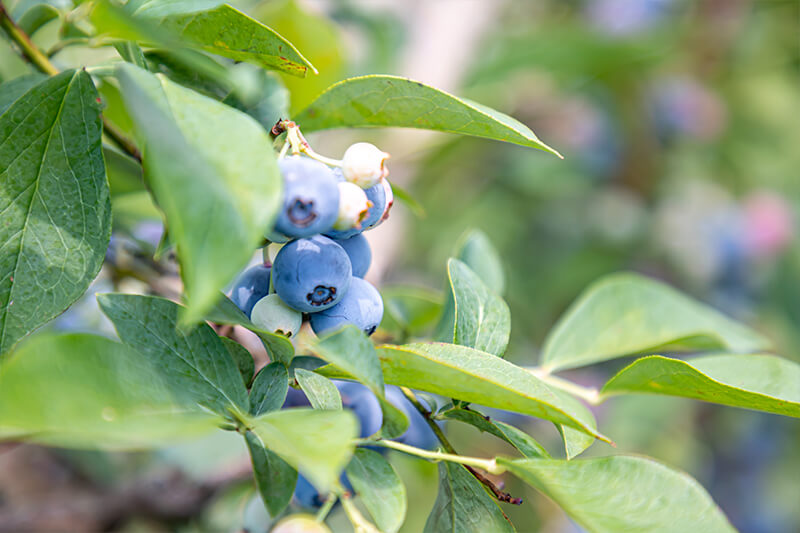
<box><xmin>1</xmin><ymin>0</ymin><xmax>798</xmax><ymax>531</ymax></box>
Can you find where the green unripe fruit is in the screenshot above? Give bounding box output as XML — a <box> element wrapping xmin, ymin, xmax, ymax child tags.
<box><xmin>250</xmin><ymin>294</ymin><xmax>303</xmax><ymax>338</ymax></box>
<box><xmin>272</xmin><ymin>514</ymin><xmax>332</xmax><ymax>533</ymax></box>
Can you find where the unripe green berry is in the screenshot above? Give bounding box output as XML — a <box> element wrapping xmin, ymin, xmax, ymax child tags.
<box><xmin>272</xmin><ymin>514</ymin><xmax>332</xmax><ymax>533</ymax></box>
<box><xmin>250</xmin><ymin>294</ymin><xmax>303</xmax><ymax>337</ymax></box>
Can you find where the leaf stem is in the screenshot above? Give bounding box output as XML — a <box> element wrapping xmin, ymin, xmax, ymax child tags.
<box><xmin>0</xmin><ymin>2</ymin><xmax>142</xmax><ymax>162</ymax></box>
<box><xmin>315</xmin><ymin>493</ymin><xmax>338</xmax><ymax>523</ymax></box>
<box><xmin>527</xmin><ymin>367</ymin><xmax>601</xmax><ymax>405</ymax></box>
<box><xmin>335</xmin><ymin>480</ymin><xmax>381</xmax><ymax>533</ymax></box>
<box><xmin>276</xmin><ymin>119</ymin><xmax>342</xmax><ymax>167</ymax></box>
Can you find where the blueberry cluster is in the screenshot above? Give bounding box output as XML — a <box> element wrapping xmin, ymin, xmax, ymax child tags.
<box><xmin>284</xmin><ymin>382</ymin><xmax>437</xmax><ymax>509</ymax></box>
<box><xmin>231</xmin><ymin>143</ymin><xmax>393</xmax><ymax>338</ymax></box>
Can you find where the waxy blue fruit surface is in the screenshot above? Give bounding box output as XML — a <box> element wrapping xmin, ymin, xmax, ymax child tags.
<box><xmin>275</xmin><ymin>156</ymin><xmax>340</xmax><ymax>238</ymax></box>
<box><xmin>334</xmin><ymin>234</ymin><xmax>372</xmax><ymax>278</ymax></box>
<box><xmin>309</xmin><ymin>277</ymin><xmax>383</xmax><ymax>336</ymax></box>
<box><xmin>229</xmin><ymin>263</ymin><xmax>271</xmax><ymax>318</ymax></box>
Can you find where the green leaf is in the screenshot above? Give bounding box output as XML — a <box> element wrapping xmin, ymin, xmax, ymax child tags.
<box><xmin>312</xmin><ymin>326</ymin><xmax>408</xmax><ymax>438</ymax></box>
<box><xmin>557</xmin><ymin>425</ymin><xmax>595</xmax><ymax>460</ymax></box>
<box><xmin>499</xmin><ymin>456</ymin><xmax>734</xmax><ymax>533</ymax></box>
<box><xmin>455</xmin><ymin>230</ymin><xmax>505</xmax><ymax>294</ymax></box>
<box><xmin>439</xmin><ymin>407</ymin><xmax>549</xmax><ymax>459</ymax></box>
<box><xmin>600</xmin><ymin>354</ymin><xmax>800</xmax><ymax>417</ymax></box>
<box><xmin>381</xmin><ymin>285</ymin><xmax>443</xmax><ymax>339</ymax></box>
<box><xmin>245</xmin><ymin>430</ymin><xmax>296</xmax><ymax>517</ymax></box>
<box><xmin>540</xmin><ymin>273</ymin><xmax>771</xmax><ymax>372</ymax></box>
<box><xmin>346</xmin><ymin>449</ymin><xmax>407</xmax><ymax>533</ymax></box>
<box><xmin>295</xmin><ymin>368</ymin><xmax>342</xmax><ymax>410</ymax></box>
<box><xmin>114</xmin><ymin>41</ymin><xmax>148</xmax><ymax>68</ymax></box>
<box><xmin>221</xmin><ymin>337</ymin><xmax>254</xmax><ymax>388</ymax></box>
<box><xmin>97</xmin><ymin>293</ymin><xmax>249</xmax><ymax>415</ymax></box>
<box><xmin>295</xmin><ymin>75</ymin><xmax>562</xmax><ymax>156</ymax></box>
<box><xmin>206</xmin><ymin>293</ymin><xmax>294</xmax><ymax>365</ymax></box>
<box><xmin>17</xmin><ymin>4</ymin><xmax>59</xmax><ymax>36</ymax></box>
<box><xmin>140</xmin><ymin>3</ymin><xmax>315</xmax><ymax>77</ymax></box>
<box><xmin>0</xmin><ymin>73</ymin><xmax>47</xmax><ymax>115</ymax></box>
<box><xmin>116</xmin><ymin>64</ymin><xmax>282</xmax><ymax>322</ymax></box>
<box><xmin>0</xmin><ymin>333</ymin><xmax>220</xmax><ymax>449</ymax></box>
<box><xmin>247</xmin><ymin>408</ymin><xmax>357</xmax><ymax>492</ymax></box>
<box><xmin>324</xmin><ymin>343</ymin><xmax>607</xmax><ymax>440</ymax></box>
<box><xmin>0</xmin><ymin>70</ymin><xmax>111</xmax><ymax>354</ymax></box>
<box><xmin>424</xmin><ymin>462</ymin><xmax>515</xmax><ymax>533</ymax></box>
<box><xmin>448</xmin><ymin>258</ymin><xmax>510</xmax><ymax>357</ymax></box>
<box><xmin>249</xmin><ymin>362</ymin><xmax>289</xmax><ymax>416</ymax></box>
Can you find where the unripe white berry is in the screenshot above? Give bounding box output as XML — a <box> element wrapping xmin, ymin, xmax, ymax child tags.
<box><xmin>272</xmin><ymin>514</ymin><xmax>332</xmax><ymax>533</ymax></box>
<box><xmin>380</xmin><ymin>177</ymin><xmax>394</xmax><ymax>223</ymax></box>
<box><xmin>333</xmin><ymin>182</ymin><xmax>371</xmax><ymax>230</ymax></box>
<box><xmin>250</xmin><ymin>294</ymin><xmax>303</xmax><ymax>338</ymax></box>
<box><xmin>341</xmin><ymin>142</ymin><xmax>389</xmax><ymax>189</ymax></box>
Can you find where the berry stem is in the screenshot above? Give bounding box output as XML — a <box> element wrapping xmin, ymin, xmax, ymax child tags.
<box><xmin>361</xmin><ymin>438</ymin><xmax>504</xmax><ymax>475</ymax></box>
<box><xmin>335</xmin><ymin>480</ymin><xmax>381</xmax><ymax>533</ymax></box>
<box><xmin>277</xmin><ymin>119</ymin><xmax>342</xmax><ymax>167</ymax></box>
<box><xmin>314</xmin><ymin>493</ymin><xmax>338</xmax><ymax>523</ymax></box>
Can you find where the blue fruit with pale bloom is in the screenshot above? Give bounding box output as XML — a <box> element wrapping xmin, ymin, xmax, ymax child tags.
<box><xmin>275</xmin><ymin>156</ymin><xmax>339</xmax><ymax>238</ymax></box>
<box><xmin>325</xmin><ymin>180</ymin><xmax>387</xmax><ymax>239</ymax></box>
<box><xmin>273</xmin><ymin>235</ymin><xmax>352</xmax><ymax>313</ymax></box>
<box><xmin>229</xmin><ymin>263</ymin><xmax>271</xmax><ymax>318</ymax></box>
<box><xmin>309</xmin><ymin>277</ymin><xmax>383</xmax><ymax>336</ymax></box>
<box><xmin>334</xmin><ymin>234</ymin><xmax>371</xmax><ymax>278</ymax></box>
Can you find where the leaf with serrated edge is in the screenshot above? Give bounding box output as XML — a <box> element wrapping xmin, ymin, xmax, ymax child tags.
<box><xmin>98</xmin><ymin>293</ymin><xmax>249</xmax><ymax>415</ymax></box>
<box><xmin>249</xmin><ymin>362</ymin><xmax>288</xmax><ymax>416</ymax></box>
<box><xmin>540</xmin><ymin>272</ymin><xmax>770</xmax><ymax>372</ymax></box>
<box><xmin>424</xmin><ymin>461</ymin><xmax>514</xmax><ymax>533</ymax></box>
<box><xmin>247</xmin><ymin>408</ymin><xmax>357</xmax><ymax>492</ymax></box>
<box><xmin>449</xmin><ymin>258</ymin><xmax>510</xmax><ymax>357</ymax></box>
<box><xmin>600</xmin><ymin>354</ymin><xmax>800</xmax><ymax>417</ymax></box>
<box><xmin>116</xmin><ymin>64</ymin><xmax>281</xmax><ymax>323</ymax></box>
<box><xmin>346</xmin><ymin>449</ymin><xmax>407</xmax><ymax>533</ymax></box>
<box><xmin>245</xmin><ymin>431</ymin><xmax>296</xmax><ymax>517</ymax></box>
<box><xmin>295</xmin><ymin>75</ymin><xmax>561</xmax><ymax>156</ymax></box>
<box><xmin>0</xmin><ymin>71</ymin><xmax>110</xmax><ymax>354</ymax></box>
<box><xmin>500</xmin><ymin>456</ymin><xmax>734</xmax><ymax>533</ymax></box>
<box><xmin>0</xmin><ymin>333</ymin><xmax>219</xmax><ymax>449</ymax></box>
<box><xmin>295</xmin><ymin>368</ymin><xmax>342</xmax><ymax>410</ymax></box>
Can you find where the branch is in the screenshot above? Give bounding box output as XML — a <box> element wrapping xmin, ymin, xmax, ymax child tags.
<box><xmin>0</xmin><ymin>2</ymin><xmax>142</xmax><ymax>162</ymax></box>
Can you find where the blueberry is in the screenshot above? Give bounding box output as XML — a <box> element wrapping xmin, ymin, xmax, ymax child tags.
<box><xmin>250</xmin><ymin>294</ymin><xmax>303</xmax><ymax>337</ymax></box>
<box><xmin>229</xmin><ymin>263</ymin><xmax>271</xmax><ymax>318</ymax></box>
<box><xmin>324</xmin><ymin>180</ymin><xmax>388</xmax><ymax>239</ymax></box>
<box><xmin>275</xmin><ymin>156</ymin><xmax>339</xmax><ymax>238</ymax></box>
<box><xmin>336</xmin><ymin>380</ymin><xmax>383</xmax><ymax>438</ymax></box>
<box><xmin>333</xmin><ymin>234</ymin><xmax>371</xmax><ymax>278</ymax></box>
<box><xmin>272</xmin><ymin>514</ymin><xmax>332</xmax><ymax>533</ymax></box>
<box><xmin>309</xmin><ymin>277</ymin><xmax>383</xmax><ymax>336</ymax></box>
<box><xmin>293</xmin><ymin>474</ymin><xmax>328</xmax><ymax>509</ymax></box>
<box><xmin>332</xmin><ymin>182</ymin><xmax>370</xmax><ymax>231</ymax></box>
<box><xmin>341</xmin><ymin>142</ymin><xmax>389</xmax><ymax>189</ymax></box>
<box><xmin>385</xmin><ymin>386</ymin><xmax>438</xmax><ymax>450</ymax></box>
<box><xmin>273</xmin><ymin>235</ymin><xmax>352</xmax><ymax>313</ymax></box>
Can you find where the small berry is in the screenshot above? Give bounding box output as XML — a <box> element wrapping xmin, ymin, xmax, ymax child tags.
<box><xmin>273</xmin><ymin>235</ymin><xmax>352</xmax><ymax>313</ymax></box>
<box><xmin>250</xmin><ymin>294</ymin><xmax>303</xmax><ymax>337</ymax></box>
<box><xmin>379</xmin><ymin>178</ymin><xmax>394</xmax><ymax>223</ymax></box>
<box><xmin>333</xmin><ymin>182</ymin><xmax>371</xmax><ymax>231</ymax></box>
<box><xmin>272</xmin><ymin>513</ymin><xmax>332</xmax><ymax>533</ymax></box>
<box><xmin>230</xmin><ymin>264</ymin><xmax>271</xmax><ymax>318</ymax></box>
<box><xmin>385</xmin><ymin>386</ymin><xmax>438</xmax><ymax>450</ymax></box>
<box><xmin>309</xmin><ymin>277</ymin><xmax>383</xmax><ymax>336</ymax></box>
<box><xmin>333</xmin><ymin>234</ymin><xmax>371</xmax><ymax>278</ymax></box>
<box><xmin>337</xmin><ymin>380</ymin><xmax>383</xmax><ymax>438</ymax></box>
<box><xmin>341</xmin><ymin>142</ymin><xmax>389</xmax><ymax>189</ymax></box>
<box><xmin>275</xmin><ymin>156</ymin><xmax>339</xmax><ymax>238</ymax></box>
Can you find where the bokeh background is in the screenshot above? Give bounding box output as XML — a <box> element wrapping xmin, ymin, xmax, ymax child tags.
<box><xmin>1</xmin><ymin>0</ymin><xmax>798</xmax><ymax>532</ymax></box>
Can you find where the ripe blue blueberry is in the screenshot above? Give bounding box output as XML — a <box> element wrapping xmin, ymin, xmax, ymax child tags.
<box><xmin>275</xmin><ymin>156</ymin><xmax>340</xmax><ymax>238</ymax></box>
<box><xmin>273</xmin><ymin>235</ymin><xmax>352</xmax><ymax>313</ymax></box>
<box><xmin>309</xmin><ymin>277</ymin><xmax>383</xmax><ymax>336</ymax></box>
<box><xmin>385</xmin><ymin>386</ymin><xmax>438</xmax><ymax>450</ymax></box>
<box><xmin>333</xmin><ymin>234</ymin><xmax>371</xmax><ymax>278</ymax></box>
<box><xmin>337</xmin><ymin>380</ymin><xmax>383</xmax><ymax>438</ymax></box>
<box><xmin>229</xmin><ymin>263</ymin><xmax>271</xmax><ymax>318</ymax></box>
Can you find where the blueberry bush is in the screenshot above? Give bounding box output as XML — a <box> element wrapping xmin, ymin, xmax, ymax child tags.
<box><xmin>0</xmin><ymin>1</ymin><xmax>798</xmax><ymax>532</ymax></box>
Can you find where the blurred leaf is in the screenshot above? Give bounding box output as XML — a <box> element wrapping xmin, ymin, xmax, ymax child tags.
<box><xmin>97</xmin><ymin>293</ymin><xmax>249</xmax><ymax>415</ymax></box>
<box><xmin>222</xmin><ymin>65</ymin><xmax>289</xmax><ymax>131</ymax></box>
<box><xmin>0</xmin><ymin>70</ymin><xmax>110</xmax><ymax>354</ymax></box>
<box><xmin>116</xmin><ymin>64</ymin><xmax>281</xmax><ymax>323</ymax></box>
<box><xmin>424</xmin><ymin>462</ymin><xmax>514</xmax><ymax>533</ymax></box>
<box><xmin>439</xmin><ymin>407</ymin><xmax>549</xmax><ymax>458</ymax></box>
<box><xmin>319</xmin><ymin>343</ymin><xmax>606</xmax><ymax>440</ymax></box>
<box><xmin>250</xmin><ymin>362</ymin><xmax>289</xmax><ymax>416</ymax></box>
<box><xmin>390</xmin><ymin>181</ymin><xmax>426</xmax><ymax>218</ymax></box>
<box><xmin>456</xmin><ymin>230</ymin><xmax>504</xmax><ymax>294</ymax></box>
<box><xmin>500</xmin><ymin>456</ymin><xmax>734</xmax><ymax>532</ymax></box>
<box><xmin>127</xmin><ymin>0</ymin><xmax>224</xmax><ymax>17</ymax></box>
<box><xmin>540</xmin><ymin>273</ymin><xmax>771</xmax><ymax>372</ymax></box>
<box><xmin>295</xmin><ymin>75</ymin><xmax>562</xmax><ymax>156</ymax></box>
<box><xmin>221</xmin><ymin>337</ymin><xmax>254</xmax><ymax>388</ymax></box>
<box><xmin>206</xmin><ymin>293</ymin><xmax>294</xmax><ymax>365</ymax></box>
<box><xmin>247</xmin><ymin>407</ymin><xmax>357</xmax><ymax>492</ymax></box>
<box><xmin>245</xmin><ymin>430</ymin><xmax>296</xmax><ymax>517</ymax></box>
<box><xmin>312</xmin><ymin>326</ymin><xmax>408</xmax><ymax>438</ymax></box>
<box><xmin>114</xmin><ymin>41</ymin><xmax>148</xmax><ymax>68</ymax></box>
<box><xmin>103</xmin><ymin>144</ymin><xmax>144</xmax><ymax>196</ymax></box>
<box><xmin>0</xmin><ymin>333</ymin><xmax>220</xmax><ymax>449</ymax></box>
<box><xmin>381</xmin><ymin>286</ymin><xmax>443</xmax><ymax>339</ymax></box>
<box><xmin>256</xmin><ymin>0</ymin><xmax>346</xmax><ymax>112</ymax></box>
<box><xmin>295</xmin><ymin>368</ymin><xmax>342</xmax><ymax>410</ymax></box>
<box><xmin>448</xmin><ymin>258</ymin><xmax>511</xmax><ymax>357</ymax></box>
<box><xmin>601</xmin><ymin>354</ymin><xmax>800</xmax><ymax>417</ymax></box>
<box><xmin>346</xmin><ymin>449</ymin><xmax>407</xmax><ymax>533</ymax></box>
<box><xmin>0</xmin><ymin>73</ymin><xmax>47</xmax><ymax>115</ymax></box>
<box><xmin>17</xmin><ymin>3</ymin><xmax>59</xmax><ymax>36</ymax></box>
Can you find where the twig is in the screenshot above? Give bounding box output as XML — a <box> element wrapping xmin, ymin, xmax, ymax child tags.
<box><xmin>362</xmin><ymin>438</ymin><xmax>503</xmax><ymax>475</ymax></box>
<box><xmin>0</xmin><ymin>2</ymin><xmax>142</xmax><ymax>162</ymax></box>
